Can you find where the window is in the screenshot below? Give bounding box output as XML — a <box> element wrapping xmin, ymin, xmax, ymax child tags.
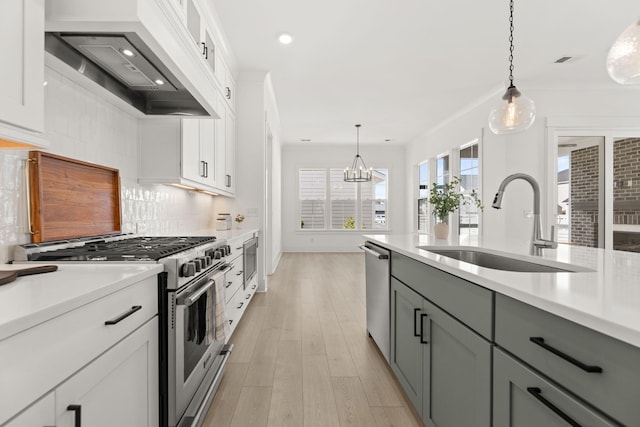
<box><xmin>298</xmin><ymin>168</ymin><xmax>389</xmax><ymax>230</ymax></box>
<box><xmin>436</xmin><ymin>154</ymin><xmax>449</xmax><ymax>186</ymax></box>
<box><xmin>299</xmin><ymin>169</ymin><xmax>326</xmax><ymax>229</ymax></box>
<box><xmin>418</xmin><ymin>161</ymin><xmax>429</xmax><ymax>231</ymax></box>
<box><xmin>459</xmin><ymin>143</ymin><xmax>480</xmax><ymax>245</ymax></box>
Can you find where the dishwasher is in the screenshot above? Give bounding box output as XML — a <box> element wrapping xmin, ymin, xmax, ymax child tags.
<box><xmin>360</xmin><ymin>241</ymin><xmax>390</xmax><ymax>362</ymax></box>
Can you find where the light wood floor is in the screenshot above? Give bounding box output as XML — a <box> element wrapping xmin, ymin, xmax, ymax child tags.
<box><xmin>202</xmin><ymin>252</ymin><xmax>423</xmax><ymax>427</ymax></box>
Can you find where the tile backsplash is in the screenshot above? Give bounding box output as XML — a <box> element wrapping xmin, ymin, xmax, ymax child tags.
<box><xmin>0</xmin><ymin>67</ymin><xmax>215</xmax><ymax>264</ymax></box>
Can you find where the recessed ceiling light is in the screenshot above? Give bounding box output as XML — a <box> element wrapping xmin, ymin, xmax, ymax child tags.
<box><xmin>121</xmin><ymin>48</ymin><xmax>135</xmax><ymax>57</ymax></box>
<box><xmin>278</xmin><ymin>33</ymin><xmax>293</xmax><ymax>45</ymax></box>
<box><xmin>155</xmin><ymin>79</ymin><xmax>165</xmax><ymax>85</ymax></box>
<box><xmin>300</xmin><ymin>138</ymin><xmax>311</xmax><ymax>142</ymax></box>
<box><xmin>385</xmin><ymin>139</ymin><xmax>393</xmax><ymax>142</ymax></box>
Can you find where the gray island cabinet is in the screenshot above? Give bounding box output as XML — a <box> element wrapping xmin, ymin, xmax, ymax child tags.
<box><xmin>390</xmin><ymin>252</ymin><xmax>492</xmax><ymax>426</ymax></box>
<box><xmin>384</xmin><ymin>249</ymin><xmax>637</xmax><ymax>427</ymax></box>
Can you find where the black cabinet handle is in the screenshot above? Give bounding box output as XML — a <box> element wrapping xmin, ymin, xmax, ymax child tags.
<box><xmin>527</xmin><ymin>387</ymin><xmax>581</xmax><ymax>427</ymax></box>
<box><xmin>236</xmin><ymin>246</ymin><xmax>243</xmax><ymax>250</ymax></box>
<box><xmin>229</xmin><ymin>319</ymin><xmax>233</xmax><ymax>325</ymax></box>
<box><xmin>226</xmin><ymin>87</ymin><xmax>231</xmax><ymax>99</ymax></box>
<box><xmin>245</xmin><ymin>294</ymin><xmax>251</xmax><ymax>299</ymax></box>
<box><xmin>226</xmin><ymin>174</ymin><xmax>231</xmax><ymax>187</ymax></box>
<box><xmin>204</xmin><ymin>161</ymin><xmax>209</xmax><ymax>178</ymax></box>
<box><xmin>226</xmin><ymin>281</ymin><xmax>233</xmax><ymax>288</ymax></box>
<box><xmin>105</xmin><ymin>306</ymin><xmax>142</xmax><ymax>325</ymax></box>
<box><xmin>200</xmin><ymin>160</ymin><xmax>206</xmax><ymax>177</ymax></box>
<box><xmin>236</xmin><ymin>270</ymin><xmax>243</xmax><ymax>276</ymax></box>
<box><xmin>529</xmin><ymin>337</ymin><xmax>602</xmax><ymax>373</ymax></box>
<box><xmin>413</xmin><ymin>308</ymin><xmax>421</xmax><ymax>337</ymax></box>
<box><xmin>237</xmin><ymin>302</ymin><xmax>244</xmax><ymax>309</ymax></box>
<box><xmin>67</xmin><ymin>404</ymin><xmax>82</xmax><ymax>427</ymax></box>
<box><xmin>204</xmin><ymin>45</ymin><xmax>208</xmax><ymax>60</ymax></box>
<box><xmin>201</xmin><ymin>42</ymin><xmax>206</xmax><ymax>56</ymax></box>
<box><xmin>420</xmin><ymin>313</ymin><xmax>429</xmax><ymax>344</ymax></box>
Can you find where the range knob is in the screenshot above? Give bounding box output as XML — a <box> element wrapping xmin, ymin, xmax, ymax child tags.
<box><xmin>205</xmin><ymin>249</ymin><xmax>214</xmax><ymax>258</ymax></box>
<box><xmin>204</xmin><ymin>256</ymin><xmax>212</xmax><ymax>267</ymax></box>
<box><xmin>181</xmin><ymin>262</ymin><xmax>196</xmax><ymax>277</ymax></box>
<box><xmin>194</xmin><ymin>258</ymin><xmax>202</xmax><ymax>272</ymax></box>
<box><xmin>213</xmin><ymin>249</ymin><xmax>223</xmax><ymax>259</ymax></box>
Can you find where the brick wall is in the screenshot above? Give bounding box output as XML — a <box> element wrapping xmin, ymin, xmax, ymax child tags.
<box><xmin>570</xmin><ymin>146</ymin><xmax>599</xmax><ymax>247</ymax></box>
<box><xmin>613</xmin><ymin>138</ymin><xmax>640</xmax><ymax>225</ymax></box>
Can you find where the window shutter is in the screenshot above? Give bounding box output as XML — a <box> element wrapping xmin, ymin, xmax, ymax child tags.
<box><xmin>330</xmin><ymin>169</ymin><xmax>357</xmax><ymax>229</ymax></box>
<box><xmin>299</xmin><ymin>169</ymin><xmax>326</xmax><ymax>229</ymax></box>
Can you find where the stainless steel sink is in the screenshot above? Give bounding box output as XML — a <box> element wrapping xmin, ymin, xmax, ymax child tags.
<box><xmin>416</xmin><ymin>247</ymin><xmax>592</xmax><ymax>273</ymax></box>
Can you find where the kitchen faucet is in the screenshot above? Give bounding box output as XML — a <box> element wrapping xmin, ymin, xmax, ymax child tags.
<box><xmin>492</xmin><ymin>173</ymin><xmax>557</xmax><ymax>256</ymax></box>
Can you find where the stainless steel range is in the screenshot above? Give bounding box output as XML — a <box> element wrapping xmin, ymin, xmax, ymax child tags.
<box><xmin>15</xmin><ymin>234</ymin><xmax>234</xmax><ymax>427</ymax></box>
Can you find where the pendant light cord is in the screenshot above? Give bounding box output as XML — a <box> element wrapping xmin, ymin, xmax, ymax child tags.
<box><xmin>508</xmin><ymin>0</ymin><xmax>515</xmax><ymax>88</ymax></box>
<box><xmin>356</xmin><ymin>124</ymin><xmax>361</xmax><ymax>156</ymax></box>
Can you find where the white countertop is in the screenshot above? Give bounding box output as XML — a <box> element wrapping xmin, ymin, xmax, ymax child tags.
<box><xmin>364</xmin><ymin>234</ymin><xmax>640</xmax><ymax>349</ymax></box>
<box><xmin>0</xmin><ymin>264</ymin><xmax>163</xmax><ymax>341</ymax></box>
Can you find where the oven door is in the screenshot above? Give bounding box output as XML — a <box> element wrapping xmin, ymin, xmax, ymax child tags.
<box><xmin>174</xmin><ymin>270</ymin><xmax>225</xmax><ymax>421</ymax></box>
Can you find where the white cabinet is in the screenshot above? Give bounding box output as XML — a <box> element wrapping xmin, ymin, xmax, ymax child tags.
<box><xmin>181</xmin><ymin>118</ymin><xmax>217</xmax><ymax>188</ymax></box>
<box><xmin>0</xmin><ymin>274</ymin><xmax>158</xmax><ymax>426</ymax></box>
<box><xmin>4</xmin><ymin>394</ymin><xmax>55</xmax><ymax>427</ymax></box>
<box><xmin>140</xmin><ymin>116</ymin><xmax>232</xmax><ymax>194</ymax></box>
<box><xmin>0</xmin><ymin>0</ymin><xmax>48</xmax><ymax>148</ymax></box>
<box><xmin>55</xmin><ymin>319</ymin><xmax>158</xmax><ymax>427</ymax></box>
<box><xmin>214</xmin><ymin>97</ymin><xmax>236</xmax><ymax>193</ymax></box>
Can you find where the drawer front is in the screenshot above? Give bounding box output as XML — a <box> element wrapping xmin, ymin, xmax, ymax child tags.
<box><xmin>0</xmin><ymin>276</ymin><xmax>158</xmax><ymax>424</ymax></box>
<box><xmin>224</xmin><ymin>256</ymin><xmax>244</xmax><ymax>303</ymax></box>
<box><xmin>227</xmin><ymin>237</ymin><xmax>245</xmax><ymax>260</ymax></box>
<box><xmin>493</xmin><ymin>347</ymin><xmax>618</xmax><ymax>427</ymax></box>
<box><xmin>495</xmin><ymin>294</ymin><xmax>639</xmax><ymax>426</ymax></box>
<box><xmin>391</xmin><ymin>252</ymin><xmax>493</xmax><ymax>339</ymax></box>
<box><xmin>226</xmin><ymin>276</ymin><xmax>258</xmax><ymax>337</ymax></box>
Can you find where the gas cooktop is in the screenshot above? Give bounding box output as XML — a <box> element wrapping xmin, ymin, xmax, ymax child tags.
<box><xmin>23</xmin><ymin>236</ymin><xmax>218</xmax><ymax>262</ymax></box>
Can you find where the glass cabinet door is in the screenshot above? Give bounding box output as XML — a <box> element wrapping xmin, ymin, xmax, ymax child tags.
<box><xmin>612</xmin><ymin>137</ymin><xmax>640</xmax><ymax>252</ymax></box>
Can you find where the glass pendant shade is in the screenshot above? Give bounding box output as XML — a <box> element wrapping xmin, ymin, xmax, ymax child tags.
<box><xmin>607</xmin><ymin>19</ymin><xmax>640</xmax><ymax>85</ymax></box>
<box><xmin>488</xmin><ymin>85</ymin><xmax>536</xmax><ymax>134</ymax></box>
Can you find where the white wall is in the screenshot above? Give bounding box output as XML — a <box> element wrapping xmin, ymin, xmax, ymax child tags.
<box><xmin>282</xmin><ymin>143</ymin><xmax>407</xmax><ymax>252</ymax></box>
<box><xmin>405</xmin><ymin>85</ymin><xmax>640</xmax><ymax>248</ymax></box>
<box><xmin>0</xmin><ymin>66</ymin><xmax>216</xmax><ymax>264</ymax></box>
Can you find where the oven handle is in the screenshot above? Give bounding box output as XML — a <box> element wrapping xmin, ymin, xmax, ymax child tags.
<box><xmin>182</xmin><ymin>279</ymin><xmax>215</xmax><ymax>307</ymax></box>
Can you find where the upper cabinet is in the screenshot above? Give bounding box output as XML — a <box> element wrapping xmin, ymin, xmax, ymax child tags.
<box><xmin>0</xmin><ymin>0</ymin><xmax>49</xmax><ymax>148</ymax></box>
<box><xmin>140</xmin><ymin>112</ymin><xmax>235</xmax><ymax>197</ymax></box>
<box><xmin>181</xmin><ymin>0</ymin><xmax>236</xmax><ymax>114</ymax></box>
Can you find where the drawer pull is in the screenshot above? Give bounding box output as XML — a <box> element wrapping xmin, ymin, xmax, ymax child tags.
<box><xmin>236</xmin><ymin>246</ymin><xmax>243</xmax><ymax>250</ymax></box>
<box><xmin>236</xmin><ymin>270</ymin><xmax>243</xmax><ymax>276</ymax></box>
<box><xmin>104</xmin><ymin>305</ymin><xmax>142</xmax><ymax>325</ymax></box>
<box><xmin>529</xmin><ymin>337</ymin><xmax>603</xmax><ymax>373</ymax></box>
<box><xmin>226</xmin><ymin>281</ymin><xmax>233</xmax><ymax>288</ymax></box>
<box><xmin>251</xmin><ymin>284</ymin><xmax>256</xmax><ymax>290</ymax></box>
<box><xmin>245</xmin><ymin>294</ymin><xmax>251</xmax><ymax>299</ymax></box>
<box><xmin>526</xmin><ymin>387</ymin><xmax>581</xmax><ymax>427</ymax></box>
<box><xmin>420</xmin><ymin>313</ymin><xmax>429</xmax><ymax>344</ymax></box>
<box><xmin>413</xmin><ymin>308</ymin><xmax>421</xmax><ymax>337</ymax></box>
<box><xmin>229</xmin><ymin>319</ymin><xmax>233</xmax><ymax>325</ymax></box>
<box><xmin>237</xmin><ymin>302</ymin><xmax>244</xmax><ymax>309</ymax></box>
<box><xmin>67</xmin><ymin>404</ymin><xmax>82</xmax><ymax>427</ymax></box>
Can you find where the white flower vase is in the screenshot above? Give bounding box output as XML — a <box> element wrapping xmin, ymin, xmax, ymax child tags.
<box><xmin>434</xmin><ymin>222</ymin><xmax>449</xmax><ymax>240</ymax></box>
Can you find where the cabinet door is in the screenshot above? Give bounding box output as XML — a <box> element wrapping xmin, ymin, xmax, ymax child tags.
<box><xmin>422</xmin><ymin>298</ymin><xmax>491</xmax><ymax>427</ymax></box>
<box><xmin>4</xmin><ymin>393</ymin><xmax>54</xmax><ymax>427</ymax></box>
<box><xmin>215</xmin><ymin>96</ymin><xmax>227</xmax><ymax>190</ymax></box>
<box><xmin>181</xmin><ymin>118</ymin><xmax>203</xmax><ymax>183</ymax></box>
<box><xmin>185</xmin><ymin>0</ymin><xmax>201</xmax><ymax>47</ymax></box>
<box><xmin>0</xmin><ymin>0</ymin><xmax>44</xmax><ymax>133</ymax></box>
<box><xmin>55</xmin><ymin>318</ymin><xmax>159</xmax><ymax>427</ymax></box>
<box><xmin>493</xmin><ymin>347</ymin><xmax>618</xmax><ymax>427</ymax></box>
<box><xmin>200</xmin><ymin>119</ymin><xmax>216</xmax><ymax>187</ymax></box>
<box><xmin>390</xmin><ymin>278</ymin><xmax>424</xmax><ymax>417</ymax></box>
<box><xmin>225</xmin><ymin>110</ymin><xmax>236</xmax><ymax>193</ymax></box>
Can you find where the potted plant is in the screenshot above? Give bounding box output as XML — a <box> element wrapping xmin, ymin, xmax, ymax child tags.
<box><xmin>428</xmin><ymin>176</ymin><xmax>483</xmax><ymax>239</ymax></box>
<box><xmin>235</xmin><ymin>213</ymin><xmax>245</xmax><ymax>229</ymax></box>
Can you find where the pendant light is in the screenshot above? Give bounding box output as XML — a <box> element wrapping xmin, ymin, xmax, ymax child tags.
<box><xmin>607</xmin><ymin>18</ymin><xmax>640</xmax><ymax>85</ymax></box>
<box><xmin>488</xmin><ymin>0</ymin><xmax>536</xmax><ymax>135</ymax></box>
<box><xmin>344</xmin><ymin>124</ymin><xmax>372</xmax><ymax>182</ymax></box>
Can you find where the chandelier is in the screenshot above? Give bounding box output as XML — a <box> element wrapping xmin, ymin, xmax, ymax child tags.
<box><xmin>344</xmin><ymin>124</ymin><xmax>372</xmax><ymax>182</ymax></box>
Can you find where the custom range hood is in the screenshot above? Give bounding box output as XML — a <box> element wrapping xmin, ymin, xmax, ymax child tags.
<box><xmin>45</xmin><ymin>0</ymin><xmax>220</xmax><ymax>117</ymax></box>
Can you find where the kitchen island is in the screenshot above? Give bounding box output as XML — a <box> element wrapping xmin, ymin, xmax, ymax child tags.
<box><xmin>364</xmin><ymin>234</ymin><xmax>640</xmax><ymax>427</ymax></box>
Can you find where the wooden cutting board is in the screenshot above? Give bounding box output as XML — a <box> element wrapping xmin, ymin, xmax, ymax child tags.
<box><xmin>0</xmin><ymin>265</ymin><xmax>58</xmax><ymax>286</ymax></box>
<box><xmin>27</xmin><ymin>151</ymin><xmax>122</xmax><ymax>243</ymax></box>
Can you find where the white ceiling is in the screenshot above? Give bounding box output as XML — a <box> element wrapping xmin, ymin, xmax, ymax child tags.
<box><xmin>210</xmin><ymin>0</ymin><xmax>639</xmax><ymax>145</ymax></box>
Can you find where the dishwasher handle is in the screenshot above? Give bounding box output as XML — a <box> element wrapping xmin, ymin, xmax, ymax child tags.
<box><xmin>359</xmin><ymin>244</ymin><xmax>389</xmax><ymax>260</ymax></box>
